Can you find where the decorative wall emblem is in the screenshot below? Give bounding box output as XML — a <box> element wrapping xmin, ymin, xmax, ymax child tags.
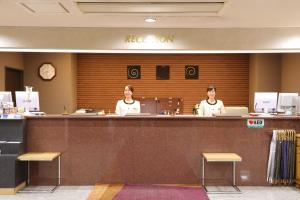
<box><xmin>185</xmin><ymin>65</ymin><xmax>199</xmax><ymax>79</ymax></box>
<box><xmin>127</xmin><ymin>65</ymin><xmax>141</xmax><ymax>79</ymax></box>
<box><xmin>156</xmin><ymin>65</ymin><xmax>170</xmax><ymax>80</ymax></box>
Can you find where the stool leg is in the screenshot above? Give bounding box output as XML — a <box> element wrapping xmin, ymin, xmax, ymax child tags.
<box><xmin>202</xmin><ymin>157</ymin><xmax>205</xmax><ymax>186</ymax></box>
<box><xmin>232</xmin><ymin>161</ymin><xmax>241</xmax><ymax>192</ymax></box>
<box><xmin>233</xmin><ymin>162</ymin><xmax>236</xmax><ymax>186</ymax></box>
<box><xmin>58</xmin><ymin>156</ymin><xmax>61</xmax><ymax>186</ymax></box>
<box><xmin>27</xmin><ymin>161</ymin><xmax>30</xmax><ymax>185</ymax></box>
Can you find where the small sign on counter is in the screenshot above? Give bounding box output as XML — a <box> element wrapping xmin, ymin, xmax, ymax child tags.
<box><xmin>0</xmin><ymin>114</ymin><xmax>23</xmax><ymax>119</ymax></box>
<box><xmin>247</xmin><ymin>119</ymin><xmax>264</xmax><ymax>128</ymax></box>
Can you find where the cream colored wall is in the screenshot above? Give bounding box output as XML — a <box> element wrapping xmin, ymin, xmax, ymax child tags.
<box><xmin>23</xmin><ymin>53</ymin><xmax>77</xmax><ymax>114</ymax></box>
<box><xmin>281</xmin><ymin>54</ymin><xmax>300</xmax><ymax>93</ymax></box>
<box><xmin>1</xmin><ymin>27</ymin><xmax>300</xmax><ymax>51</ymax></box>
<box><xmin>0</xmin><ymin>52</ymin><xmax>24</xmax><ymax>90</ymax></box>
<box><xmin>249</xmin><ymin>54</ymin><xmax>282</xmax><ymax>112</ymax></box>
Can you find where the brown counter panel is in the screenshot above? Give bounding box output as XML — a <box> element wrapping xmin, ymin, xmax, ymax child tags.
<box><xmin>26</xmin><ymin>117</ymin><xmax>300</xmax><ymax>186</ymax></box>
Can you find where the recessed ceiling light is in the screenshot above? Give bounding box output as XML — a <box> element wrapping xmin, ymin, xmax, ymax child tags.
<box><xmin>145</xmin><ymin>17</ymin><xmax>156</xmax><ymax>23</ymax></box>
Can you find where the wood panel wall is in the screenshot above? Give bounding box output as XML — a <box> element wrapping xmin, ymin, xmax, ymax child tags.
<box><xmin>77</xmin><ymin>54</ymin><xmax>249</xmax><ymax>114</ymax></box>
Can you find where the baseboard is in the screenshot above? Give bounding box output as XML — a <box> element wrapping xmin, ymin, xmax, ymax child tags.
<box><xmin>0</xmin><ymin>182</ymin><xmax>26</xmax><ymax>195</ymax></box>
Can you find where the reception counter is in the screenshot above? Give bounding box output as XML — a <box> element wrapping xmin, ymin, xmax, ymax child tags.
<box><xmin>24</xmin><ymin>115</ymin><xmax>300</xmax><ymax>186</ymax></box>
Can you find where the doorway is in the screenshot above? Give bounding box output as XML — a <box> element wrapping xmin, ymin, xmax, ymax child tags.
<box><xmin>5</xmin><ymin>67</ymin><xmax>24</xmax><ymax>104</ymax></box>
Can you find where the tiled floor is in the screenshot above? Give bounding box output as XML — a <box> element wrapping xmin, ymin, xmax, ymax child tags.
<box><xmin>0</xmin><ymin>186</ymin><xmax>92</xmax><ymax>200</ymax></box>
<box><xmin>0</xmin><ymin>186</ymin><xmax>299</xmax><ymax>200</ymax></box>
<box><xmin>208</xmin><ymin>186</ymin><xmax>300</xmax><ymax>200</ymax></box>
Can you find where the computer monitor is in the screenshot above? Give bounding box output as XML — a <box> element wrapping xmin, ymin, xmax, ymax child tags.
<box><xmin>297</xmin><ymin>96</ymin><xmax>300</xmax><ymax>114</ymax></box>
<box><xmin>254</xmin><ymin>92</ymin><xmax>278</xmax><ymax>113</ymax></box>
<box><xmin>0</xmin><ymin>91</ymin><xmax>12</xmax><ymax>103</ymax></box>
<box><xmin>15</xmin><ymin>91</ymin><xmax>40</xmax><ymax>112</ymax></box>
<box><xmin>277</xmin><ymin>93</ymin><xmax>299</xmax><ymax>114</ymax></box>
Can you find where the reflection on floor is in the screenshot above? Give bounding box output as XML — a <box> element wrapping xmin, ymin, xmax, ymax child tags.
<box><xmin>0</xmin><ymin>185</ymin><xmax>299</xmax><ymax>200</ymax></box>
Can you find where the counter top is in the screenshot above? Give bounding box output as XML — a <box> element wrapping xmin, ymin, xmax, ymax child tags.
<box><xmin>24</xmin><ymin>114</ymin><xmax>300</xmax><ymax>120</ymax></box>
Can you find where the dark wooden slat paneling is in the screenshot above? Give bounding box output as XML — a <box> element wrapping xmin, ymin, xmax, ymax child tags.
<box><xmin>77</xmin><ymin>54</ymin><xmax>249</xmax><ymax>114</ymax></box>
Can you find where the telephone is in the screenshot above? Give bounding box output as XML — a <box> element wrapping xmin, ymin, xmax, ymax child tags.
<box><xmin>75</xmin><ymin>108</ymin><xmax>96</xmax><ymax>114</ymax></box>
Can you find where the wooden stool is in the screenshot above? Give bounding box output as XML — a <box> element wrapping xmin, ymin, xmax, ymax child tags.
<box><xmin>202</xmin><ymin>153</ymin><xmax>242</xmax><ymax>193</ymax></box>
<box><xmin>17</xmin><ymin>152</ymin><xmax>61</xmax><ymax>193</ymax></box>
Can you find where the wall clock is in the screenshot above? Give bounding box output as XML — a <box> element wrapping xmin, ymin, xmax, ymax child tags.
<box><xmin>38</xmin><ymin>63</ymin><xmax>56</xmax><ymax>81</ymax></box>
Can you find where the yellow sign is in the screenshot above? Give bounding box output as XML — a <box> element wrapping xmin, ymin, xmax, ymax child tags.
<box><xmin>125</xmin><ymin>34</ymin><xmax>175</xmax><ymax>43</ymax></box>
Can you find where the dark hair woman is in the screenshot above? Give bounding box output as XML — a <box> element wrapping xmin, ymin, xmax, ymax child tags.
<box><xmin>198</xmin><ymin>85</ymin><xmax>225</xmax><ymax>116</ymax></box>
<box><xmin>115</xmin><ymin>85</ymin><xmax>140</xmax><ymax>115</ymax></box>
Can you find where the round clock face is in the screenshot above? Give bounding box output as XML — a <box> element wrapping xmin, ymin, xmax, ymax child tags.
<box><xmin>39</xmin><ymin>63</ymin><xmax>56</xmax><ymax>80</ymax></box>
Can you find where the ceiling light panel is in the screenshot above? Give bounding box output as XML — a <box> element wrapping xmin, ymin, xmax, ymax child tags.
<box><xmin>76</xmin><ymin>1</ymin><xmax>226</xmax><ymax>15</ymax></box>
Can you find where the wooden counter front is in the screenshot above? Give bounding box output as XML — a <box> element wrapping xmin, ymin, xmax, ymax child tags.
<box><xmin>25</xmin><ymin>115</ymin><xmax>300</xmax><ymax>185</ymax></box>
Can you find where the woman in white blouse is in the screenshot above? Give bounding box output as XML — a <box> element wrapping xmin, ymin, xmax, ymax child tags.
<box><xmin>115</xmin><ymin>85</ymin><xmax>141</xmax><ymax>115</ymax></box>
<box><xmin>198</xmin><ymin>85</ymin><xmax>225</xmax><ymax>117</ymax></box>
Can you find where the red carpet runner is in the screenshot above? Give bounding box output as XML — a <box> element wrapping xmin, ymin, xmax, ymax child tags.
<box><xmin>112</xmin><ymin>184</ymin><xmax>209</xmax><ymax>200</ymax></box>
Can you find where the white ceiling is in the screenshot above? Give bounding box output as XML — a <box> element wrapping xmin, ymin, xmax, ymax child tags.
<box><xmin>0</xmin><ymin>0</ymin><xmax>300</xmax><ymax>28</ymax></box>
